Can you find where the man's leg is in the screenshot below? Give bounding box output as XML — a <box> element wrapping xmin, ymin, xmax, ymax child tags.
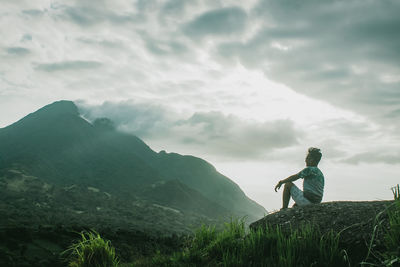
<box><xmin>282</xmin><ymin>182</ymin><xmax>294</xmax><ymax>209</ymax></box>
<box><xmin>290</xmin><ymin>185</ymin><xmax>312</xmax><ymax>207</ymax></box>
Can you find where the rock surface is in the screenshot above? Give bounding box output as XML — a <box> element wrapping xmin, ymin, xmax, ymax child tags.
<box><xmin>250</xmin><ymin>200</ymin><xmax>395</xmax><ymax>263</ymax></box>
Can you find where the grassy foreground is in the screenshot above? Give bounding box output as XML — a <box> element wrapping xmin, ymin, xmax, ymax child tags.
<box><xmin>147</xmin><ymin>219</ymin><xmax>347</xmax><ymax>267</ymax></box>
<box><xmin>66</xmin><ymin>185</ymin><xmax>400</xmax><ymax>267</ymax></box>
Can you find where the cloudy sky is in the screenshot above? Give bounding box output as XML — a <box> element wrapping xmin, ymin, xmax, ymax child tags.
<box><xmin>1</xmin><ymin>0</ymin><xmax>399</xmax><ymax>211</ymax></box>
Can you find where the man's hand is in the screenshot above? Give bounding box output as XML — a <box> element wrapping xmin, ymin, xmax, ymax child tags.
<box><xmin>274</xmin><ymin>181</ymin><xmax>283</xmax><ymax>192</ymax></box>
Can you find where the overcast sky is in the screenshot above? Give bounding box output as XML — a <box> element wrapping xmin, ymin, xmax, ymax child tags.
<box><xmin>1</xmin><ymin>0</ymin><xmax>399</xmax><ymax>211</ymax></box>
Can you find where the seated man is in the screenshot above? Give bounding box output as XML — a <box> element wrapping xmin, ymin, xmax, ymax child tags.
<box><xmin>274</xmin><ymin>147</ymin><xmax>324</xmax><ymax>209</ymax></box>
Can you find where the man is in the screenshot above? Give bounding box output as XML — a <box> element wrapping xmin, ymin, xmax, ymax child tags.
<box><xmin>274</xmin><ymin>147</ymin><xmax>324</xmax><ymax>210</ymax></box>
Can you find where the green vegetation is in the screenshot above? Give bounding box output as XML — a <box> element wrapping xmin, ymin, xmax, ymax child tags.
<box><xmin>382</xmin><ymin>199</ymin><xmax>400</xmax><ymax>266</ymax></box>
<box><xmin>392</xmin><ymin>184</ymin><xmax>400</xmax><ymax>200</ymax></box>
<box><xmin>147</xmin><ymin>218</ymin><xmax>347</xmax><ymax>267</ymax></box>
<box><xmin>65</xmin><ymin>231</ymin><xmax>119</xmax><ymax>267</ymax></box>
<box><xmin>380</xmin><ymin>185</ymin><xmax>400</xmax><ymax>266</ymax></box>
<box><xmin>362</xmin><ymin>184</ymin><xmax>400</xmax><ymax>266</ymax></box>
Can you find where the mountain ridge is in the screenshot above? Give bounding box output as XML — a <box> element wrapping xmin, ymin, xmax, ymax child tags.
<box><xmin>0</xmin><ymin>100</ymin><xmax>266</xmax><ymax>225</ymax></box>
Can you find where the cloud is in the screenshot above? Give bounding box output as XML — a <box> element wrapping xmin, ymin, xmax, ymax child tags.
<box><xmin>35</xmin><ymin>60</ymin><xmax>102</xmax><ymax>72</ymax></box>
<box><xmin>61</xmin><ymin>4</ymin><xmax>142</xmax><ymax>26</ymax></box>
<box><xmin>144</xmin><ymin>37</ymin><xmax>188</xmax><ymax>56</ymax></box>
<box><xmin>181</xmin><ymin>112</ymin><xmax>300</xmax><ymax>158</ymax></box>
<box><xmin>386</xmin><ymin>108</ymin><xmax>400</xmax><ymax>118</ymax></box>
<box><xmin>317</xmin><ymin>119</ymin><xmax>377</xmax><ymax>139</ymax></box>
<box><xmin>161</xmin><ymin>0</ymin><xmax>186</xmax><ymax>16</ymax></box>
<box><xmin>78</xmin><ymin>100</ymin><xmax>301</xmax><ymax>160</ymax></box>
<box><xmin>64</xmin><ymin>7</ymin><xmax>100</xmax><ymax>26</ymax></box>
<box><xmin>22</xmin><ymin>9</ymin><xmax>44</xmax><ymax>16</ymax></box>
<box><xmin>183</xmin><ymin>7</ymin><xmax>247</xmax><ymax>38</ymax></box>
<box><xmin>6</xmin><ymin>47</ymin><xmax>30</xmax><ymax>55</ymax></box>
<box><xmin>343</xmin><ymin>151</ymin><xmax>400</xmax><ymax>165</ymax></box>
<box><xmin>136</xmin><ymin>0</ymin><xmax>159</xmax><ymax>12</ymax></box>
<box><xmin>215</xmin><ymin>0</ymin><xmax>400</xmax><ymax>123</ymax></box>
<box><xmin>21</xmin><ymin>34</ymin><xmax>32</xmax><ymax>42</ymax></box>
<box><xmin>76</xmin><ymin>37</ymin><xmax>124</xmax><ymax>49</ymax></box>
<box><xmin>78</xmin><ymin>100</ymin><xmax>169</xmax><ymax>138</ymax></box>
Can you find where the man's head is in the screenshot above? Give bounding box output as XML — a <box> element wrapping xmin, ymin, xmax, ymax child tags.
<box><xmin>305</xmin><ymin>147</ymin><xmax>322</xmax><ymax>166</ymax></box>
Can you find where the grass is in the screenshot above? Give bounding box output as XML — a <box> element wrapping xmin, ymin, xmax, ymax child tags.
<box><xmin>392</xmin><ymin>184</ymin><xmax>400</xmax><ymax>201</ymax></box>
<box><xmin>381</xmin><ymin>185</ymin><xmax>400</xmax><ymax>266</ymax></box>
<box><xmin>64</xmin><ymin>231</ymin><xmax>119</xmax><ymax>267</ymax></box>
<box><xmin>382</xmin><ymin>199</ymin><xmax>400</xmax><ymax>266</ymax></box>
<box><xmin>362</xmin><ymin>184</ymin><xmax>400</xmax><ymax>266</ymax></box>
<box><xmin>150</xmin><ymin>218</ymin><xmax>347</xmax><ymax>267</ymax></box>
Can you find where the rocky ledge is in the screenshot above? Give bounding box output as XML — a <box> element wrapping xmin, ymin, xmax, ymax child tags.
<box><xmin>250</xmin><ymin>201</ymin><xmax>395</xmax><ymax>261</ymax></box>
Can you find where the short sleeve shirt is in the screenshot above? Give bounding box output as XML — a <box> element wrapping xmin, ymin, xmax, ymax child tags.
<box><xmin>298</xmin><ymin>166</ymin><xmax>324</xmax><ymax>203</ymax></box>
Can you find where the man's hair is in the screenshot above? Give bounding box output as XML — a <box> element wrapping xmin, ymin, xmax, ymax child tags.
<box><xmin>308</xmin><ymin>147</ymin><xmax>322</xmax><ymax>164</ymax></box>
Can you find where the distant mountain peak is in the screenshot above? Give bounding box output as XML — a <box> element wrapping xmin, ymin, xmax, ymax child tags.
<box><xmin>2</xmin><ymin>100</ymin><xmax>81</xmax><ymax>131</ymax></box>
<box><xmin>36</xmin><ymin>100</ymin><xmax>79</xmax><ymax>116</ymax></box>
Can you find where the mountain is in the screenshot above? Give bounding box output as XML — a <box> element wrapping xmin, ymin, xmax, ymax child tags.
<box><xmin>0</xmin><ymin>100</ymin><xmax>266</xmax><ymax>228</ymax></box>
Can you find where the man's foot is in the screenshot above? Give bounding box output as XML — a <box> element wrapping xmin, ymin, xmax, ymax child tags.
<box><xmin>280</xmin><ymin>207</ymin><xmax>288</xmax><ymax>211</ymax></box>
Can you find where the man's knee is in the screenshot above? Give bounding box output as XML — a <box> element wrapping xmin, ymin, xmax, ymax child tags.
<box><xmin>284</xmin><ymin>182</ymin><xmax>294</xmax><ymax>190</ymax></box>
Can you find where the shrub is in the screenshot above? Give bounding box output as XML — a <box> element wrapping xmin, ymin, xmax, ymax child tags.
<box><xmin>65</xmin><ymin>231</ymin><xmax>119</xmax><ymax>267</ymax></box>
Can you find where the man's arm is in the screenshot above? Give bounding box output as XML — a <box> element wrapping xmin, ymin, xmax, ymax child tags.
<box><xmin>274</xmin><ymin>174</ymin><xmax>300</xmax><ymax>192</ymax></box>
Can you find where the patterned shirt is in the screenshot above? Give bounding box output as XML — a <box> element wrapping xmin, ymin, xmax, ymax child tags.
<box><xmin>298</xmin><ymin>166</ymin><xmax>324</xmax><ymax>203</ymax></box>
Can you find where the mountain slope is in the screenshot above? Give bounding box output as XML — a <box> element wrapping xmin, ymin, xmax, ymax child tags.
<box><xmin>150</xmin><ymin>152</ymin><xmax>265</xmax><ymax>220</ymax></box>
<box><xmin>138</xmin><ymin>179</ymin><xmax>229</xmax><ymax>218</ymax></box>
<box><xmin>0</xmin><ymin>169</ymin><xmax>217</xmax><ymax>234</ymax></box>
<box><xmin>0</xmin><ymin>100</ymin><xmax>266</xmax><ymax>222</ymax></box>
